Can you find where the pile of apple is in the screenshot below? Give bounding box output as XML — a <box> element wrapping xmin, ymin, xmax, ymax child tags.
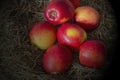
<box><xmin>29</xmin><ymin>0</ymin><xmax>107</xmax><ymax>74</ymax></box>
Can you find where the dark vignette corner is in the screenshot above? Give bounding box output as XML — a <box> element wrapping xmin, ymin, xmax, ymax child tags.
<box><xmin>103</xmin><ymin>0</ymin><xmax>119</xmax><ymax>80</ymax></box>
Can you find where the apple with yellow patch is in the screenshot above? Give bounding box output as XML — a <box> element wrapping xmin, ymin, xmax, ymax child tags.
<box><xmin>44</xmin><ymin>0</ymin><xmax>74</xmax><ymax>24</ymax></box>
<box><xmin>75</xmin><ymin>6</ymin><xmax>100</xmax><ymax>31</ymax></box>
<box><xmin>29</xmin><ymin>21</ymin><xmax>56</xmax><ymax>50</ymax></box>
<box><xmin>57</xmin><ymin>23</ymin><xmax>87</xmax><ymax>51</ymax></box>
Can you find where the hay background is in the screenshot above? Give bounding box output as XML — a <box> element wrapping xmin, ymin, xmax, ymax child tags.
<box><xmin>0</xmin><ymin>0</ymin><xmax>118</xmax><ymax>80</ymax></box>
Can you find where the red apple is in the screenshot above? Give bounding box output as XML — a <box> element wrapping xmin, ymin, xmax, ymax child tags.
<box><xmin>79</xmin><ymin>40</ymin><xmax>107</xmax><ymax>68</ymax></box>
<box><xmin>75</xmin><ymin>6</ymin><xmax>100</xmax><ymax>31</ymax></box>
<box><xmin>44</xmin><ymin>0</ymin><xmax>74</xmax><ymax>24</ymax></box>
<box><xmin>42</xmin><ymin>44</ymin><xmax>73</xmax><ymax>73</ymax></box>
<box><xmin>69</xmin><ymin>0</ymin><xmax>80</xmax><ymax>8</ymax></box>
<box><xmin>29</xmin><ymin>21</ymin><xmax>56</xmax><ymax>50</ymax></box>
<box><xmin>50</xmin><ymin>0</ymin><xmax>80</xmax><ymax>8</ymax></box>
<box><xmin>57</xmin><ymin>23</ymin><xmax>87</xmax><ymax>51</ymax></box>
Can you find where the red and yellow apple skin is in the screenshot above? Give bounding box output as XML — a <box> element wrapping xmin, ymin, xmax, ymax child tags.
<box><xmin>44</xmin><ymin>0</ymin><xmax>74</xmax><ymax>24</ymax></box>
<box><xmin>42</xmin><ymin>44</ymin><xmax>73</xmax><ymax>73</ymax></box>
<box><xmin>75</xmin><ymin>6</ymin><xmax>100</xmax><ymax>31</ymax></box>
<box><xmin>79</xmin><ymin>40</ymin><xmax>107</xmax><ymax>68</ymax></box>
<box><xmin>29</xmin><ymin>21</ymin><xmax>56</xmax><ymax>50</ymax></box>
<box><xmin>57</xmin><ymin>23</ymin><xmax>87</xmax><ymax>51</ymax></box>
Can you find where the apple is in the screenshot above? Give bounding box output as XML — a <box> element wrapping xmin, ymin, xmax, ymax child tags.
<box><xmin>44</xmin><ymin>0</ymin><xmax>74</xmax><ymax>24</ymax></box>
<box><xmin>49</xmin><ymin>0</ymin><xmax>80</xmax><ymax>8</ymax></box>
<box><xmin>75</xmin><ymin>6</ymin><xmax>100</xmax><ymax>31</ymax></box>
<box><xmin>29</xmin><ymin>21</ymin><xmax>56</xmax><ymax>50</ymax></box>
<box><xmin>42</xmin><ymin>44</ymin><xmax>73</xmax><ymax>73</ymax></box>
<box><xmin>79</xmin><ymin>40</ymin><xmax>107</xmax><ymax>68</ymax></box>
<box><xmin>57</xmin><ymin>23</ymin><xmax>87</xmax><ymax>51</ymax></box>
<box><xmin>69</xmin><ymin>0</ymin><xmax>80</xmax><ymax>8</ymax></box>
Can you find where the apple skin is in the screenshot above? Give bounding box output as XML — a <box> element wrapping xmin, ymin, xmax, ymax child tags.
<box><xmin>57</xmin><ymin>23</ymin><xmax>87</xmax><ymax>51</ymax></box>
<box><xmin>42</xmin><ymin>44</ymin><xmax>73</xmax><ymax>73</ymax></box>
<box><xmin>75</xmin><ymin>6</ymin><xmax>100</xmax><ymax>31</ymax></box>
<box><xmin>44</xmin><ymin>0</ymin><xmax>74</xmax><ymax>24</ymax></box>
<box><xmin>50</xmin><ymin>0</ymin><xmax>80</xmax><ymax>8</ymax></box>
<box><xmin>29</xmin><ymin>21</ymin><xmax>56</xmax><ymax>50</ymax></box>
<box><xmin>69</xmin><ymin>0</ymin><xmax>80</xmax><ymax>8</ymax></box>
<box><xmin>79</xmin><ymin>40</ymin><xmax>107</xmax><ymax>68</ymax></box>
